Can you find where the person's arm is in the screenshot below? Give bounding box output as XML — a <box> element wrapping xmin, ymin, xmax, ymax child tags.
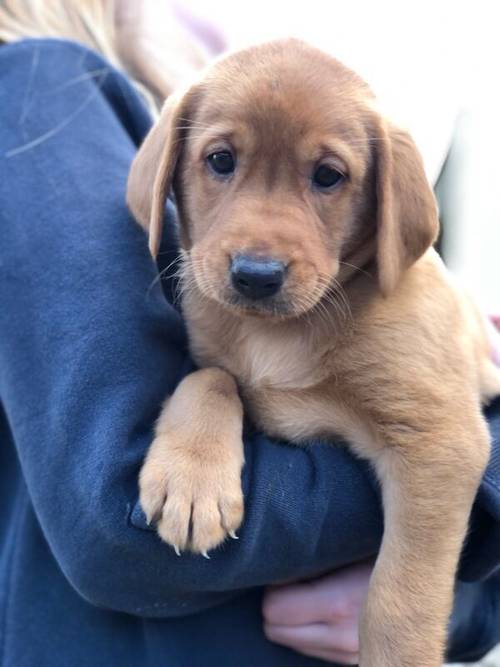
<box><xmin>0</xmin><ymin>38</ymin><xmax>384</xmax><ymax>618</ymax></box>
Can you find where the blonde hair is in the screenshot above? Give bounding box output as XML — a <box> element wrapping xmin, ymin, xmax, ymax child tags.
<box><xmin>0</xmin><ymin>0</ymin><xmax>208</xmax><ymax>113</ymax></box>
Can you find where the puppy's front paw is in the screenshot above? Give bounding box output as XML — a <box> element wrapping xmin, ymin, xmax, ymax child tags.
<box><xmin>139</xmin><ymin>434</ymin><xmax>244</xmax><ymax>555</ymax></box>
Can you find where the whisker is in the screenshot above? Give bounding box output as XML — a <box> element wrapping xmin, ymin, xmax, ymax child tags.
<box><xmin>146</xmin><ymin>253</ymin><xmax>184</xmax><ymax>297</ymax></box>
<box><xmin>339</xmin><ymin>261</ymin><xmax>373</xmax><ymax>279</ymax></box>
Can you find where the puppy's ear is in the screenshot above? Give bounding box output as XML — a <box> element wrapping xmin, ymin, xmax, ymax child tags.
<box><xmin>127</xmin><ymin>89</ymin><xmax>195</xmax><ymax>257</ymax></box>
<box><xmin>374</xmin><ymin>120</ymin><xmax>439</xmax><ymax>295</ymax></box>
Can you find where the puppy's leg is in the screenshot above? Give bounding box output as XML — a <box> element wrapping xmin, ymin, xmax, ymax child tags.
<box><xmin>359</xmin><ymin>413</ymin><xmax>490</xmax><ymax>667</ymax></box>
<box><xmin>140</xmin><ymin>368</ymin><xmax>244</xmax><ymax>554</ymax></box>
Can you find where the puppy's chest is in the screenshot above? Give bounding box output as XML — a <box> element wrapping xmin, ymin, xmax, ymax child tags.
<box><xmin>186</xmin><ymin>312</ymin><xmax>365</xmax><ymax>444</ymax></box>
<box><xmin>189</xmin><ymin>315</ymin><xmax>330</xmax><ymax>391</ymax></box>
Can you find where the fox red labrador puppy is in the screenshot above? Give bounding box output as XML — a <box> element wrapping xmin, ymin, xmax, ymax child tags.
<box><xmin>127</xmin><ymin>39</ymin><xmax>500</xmax><ymax>667</ymax></box>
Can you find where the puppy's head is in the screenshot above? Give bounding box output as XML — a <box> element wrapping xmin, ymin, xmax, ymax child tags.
<box><xmin>128</xmin><ymin>39</ymin><xmax>438</xmax><ymax>317</ymax></box>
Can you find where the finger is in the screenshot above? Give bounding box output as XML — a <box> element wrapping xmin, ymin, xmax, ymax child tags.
<box><xmin>263</xmin><ymin>581</ymin><xmax>325</xmax><ymax>625</ymax></box>
<box><xmin>263</xmin><ymin>563</ymin><xmax>371</xmax><ymax>626</ymax></box>
<box><xmin>264</xmin><ymin>621</ymin><xmax>359</xmax><ymax>655</ymax></box>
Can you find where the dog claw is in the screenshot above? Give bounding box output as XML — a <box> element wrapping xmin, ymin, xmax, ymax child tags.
<box><xmin>173</xmin><ymin>545</ymin><xmax>181</xmax><ymax>557</ymax></box>
<box><xmin>202</xmin><ymin>551</ymin><xmax>211</xmax><ymax>560</ymax></box>
<box><xmin>229</xmin><ymin>530</ymin><xmax>239</xmax><ymax>540</ymax></box>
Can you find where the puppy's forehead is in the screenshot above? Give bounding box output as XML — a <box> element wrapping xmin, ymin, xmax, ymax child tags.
<box><xmin>196</xmin><ymin>40</ymin><xmax>372</xmax><ymax>144</ymax></box>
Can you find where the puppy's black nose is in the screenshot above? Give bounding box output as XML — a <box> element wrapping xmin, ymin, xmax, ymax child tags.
<box><xmin>231</xmin><ymin>255</ymin><xmax>285</xmax><ymax>300</ymax></box>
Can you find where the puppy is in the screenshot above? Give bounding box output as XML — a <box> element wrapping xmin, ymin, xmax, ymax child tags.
<box><xmin>127</xmin><ymin>39</ymin><xmax>500</xmax><ymax>667</ymax></box>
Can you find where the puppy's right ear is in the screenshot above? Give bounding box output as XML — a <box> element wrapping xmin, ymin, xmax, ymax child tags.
<box><xmin>127</xmin><ymin>90</ymin><xmax>194</xmax><ymax>257</ymax></box>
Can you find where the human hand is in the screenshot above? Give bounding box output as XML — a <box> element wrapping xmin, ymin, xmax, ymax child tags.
<box><xmin>263</xmin><ymin>561</ymin><xmax>373</xmax><ymax>664</ymax></box>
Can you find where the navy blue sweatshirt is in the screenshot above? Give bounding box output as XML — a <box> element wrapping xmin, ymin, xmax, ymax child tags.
<box><xmin>0</xmin><ymin>38</ymin><xmax>499</xmax><ymax>666</ymax></box>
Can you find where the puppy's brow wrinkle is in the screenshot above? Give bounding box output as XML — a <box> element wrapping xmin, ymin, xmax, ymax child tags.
<box><xmin>176</xmin><ymin>117</ymin><xmax>212</xmax><ymax>129</ymax></box>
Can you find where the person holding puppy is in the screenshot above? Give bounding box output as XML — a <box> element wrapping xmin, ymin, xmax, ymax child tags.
<box><xmin>0</xmin><ymin>1</ymin><xmax>499</xmax><ymax>665</ymax></box>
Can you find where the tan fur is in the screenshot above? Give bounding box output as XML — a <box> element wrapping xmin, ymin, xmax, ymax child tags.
<box><xmin>128</xmin><ymin>39</ymin><xmax>500</xmax><ymax>667</ymax></box>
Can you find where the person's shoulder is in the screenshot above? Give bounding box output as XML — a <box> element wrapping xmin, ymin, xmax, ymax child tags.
<box><xmin>0</xmin><ymin>37</ymin><xmax>117</xmax><ymax>102</ymax></box>
<box><xmin>0</xmin><ymin>36</ymin><xmax>109</xmax><ymax>68</ymax></box>
<box><xmin>0</xmin><ymin>36</ymin><xmax>152</xmax><ymax>155</ymax></box>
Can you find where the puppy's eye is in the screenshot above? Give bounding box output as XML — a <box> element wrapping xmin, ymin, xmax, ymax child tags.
<box><xmin>206</xmin><ymin>150</ymin><xmax>235</xmax><ymax>176</ymax></box>
<box><xmin>312</xmin><ymin>164</ymin><xmax>344</xmax><ymax>190</ymax></box>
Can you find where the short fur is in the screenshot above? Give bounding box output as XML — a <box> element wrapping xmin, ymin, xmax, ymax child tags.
<box><xmin>127</xmin><ymin>39</ymin><xmax>500</xmax><ymax>667</ymax></box>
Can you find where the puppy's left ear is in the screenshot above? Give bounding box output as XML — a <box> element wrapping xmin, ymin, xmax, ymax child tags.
<box><xmin>374</xmin><ymin>120</ymin><xmax>439</xmax><ymax>296</ymax></box>
<box><xmin>127</xmin><ymin>87</ymin><xmax>197</xmax><ymax>257</ymax></box>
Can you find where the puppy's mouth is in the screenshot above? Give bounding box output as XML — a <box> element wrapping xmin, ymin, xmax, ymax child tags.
<box><xmin>186</xmin><ymin>253</ymin><xmax>332</xmax><ymax>319</ymax></box>
<box><xmin>196</xmin><ymin>280</ymin><xmax>329</xmax><ymax>320</ymax></box>
<box><xmin>221</xmin><ymin>289</ymin><xmax>298</xmax><ymax>318</ymax></box>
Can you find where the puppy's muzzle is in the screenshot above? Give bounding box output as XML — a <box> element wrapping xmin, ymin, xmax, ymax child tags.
<box><xmin>230</xmin><ymin>255</ymin><xmax>286</xmax><ymax>300</ymax></box>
